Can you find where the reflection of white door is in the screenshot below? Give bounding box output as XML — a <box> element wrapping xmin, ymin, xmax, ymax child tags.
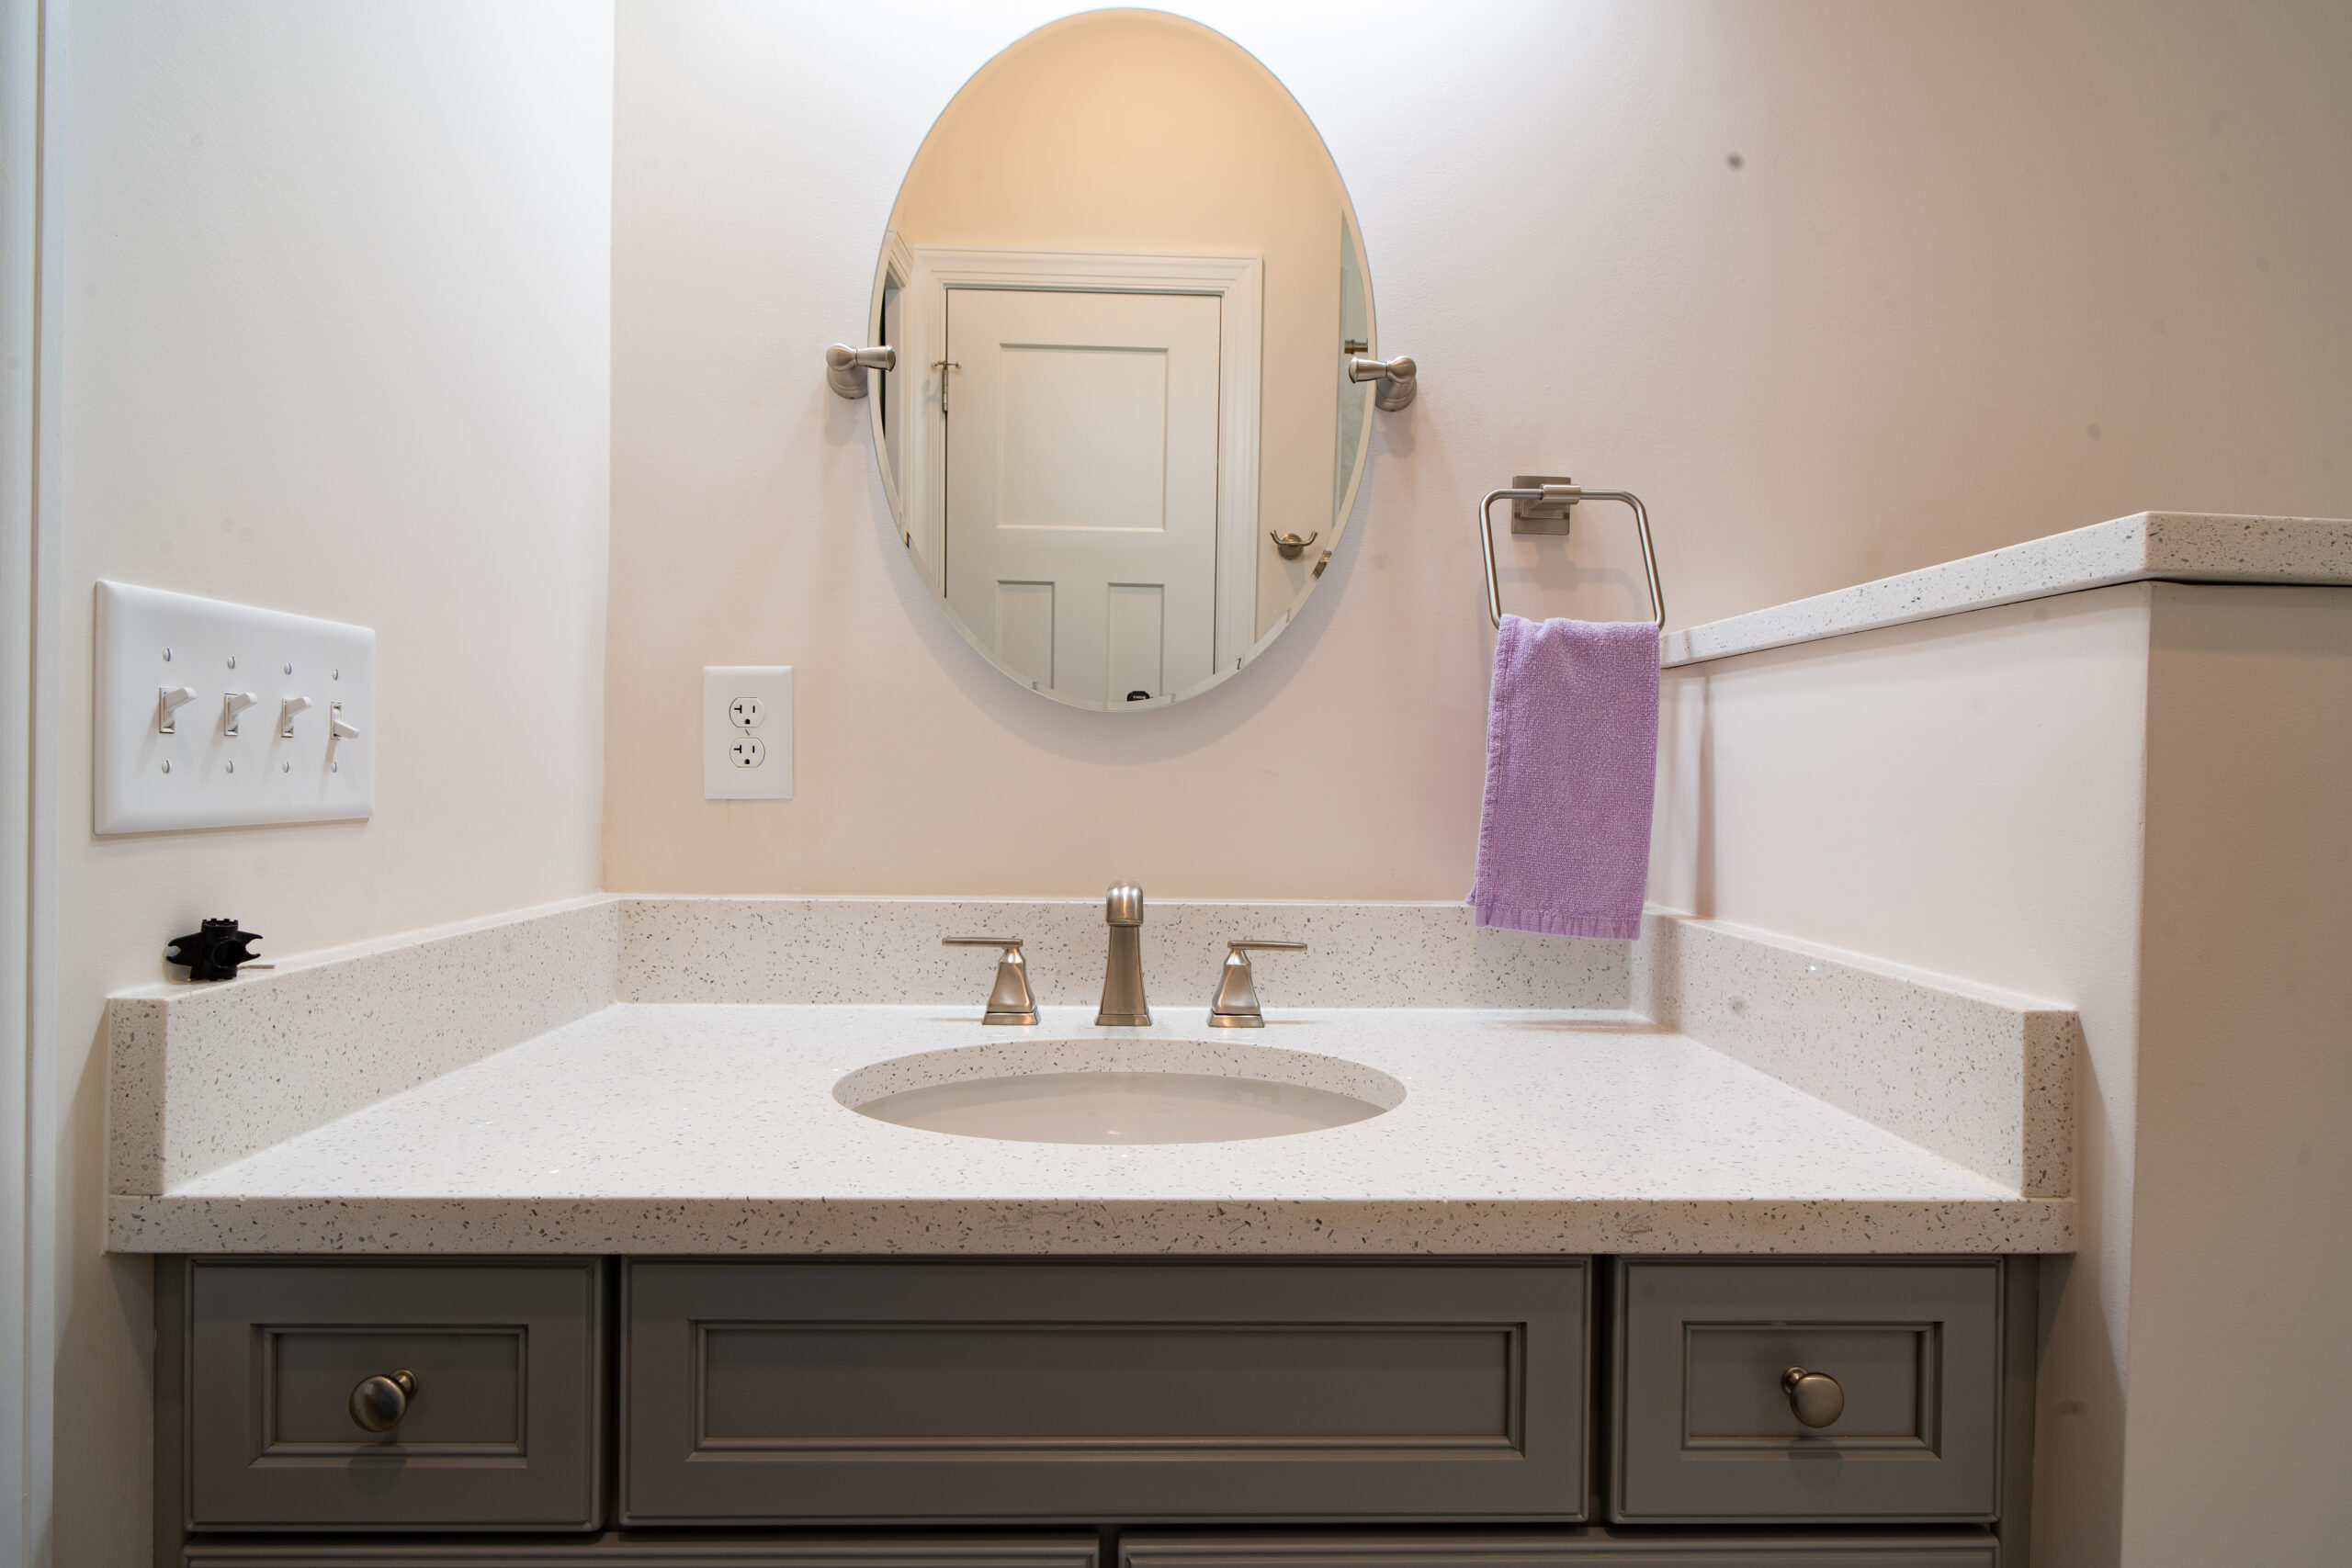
<box><xmin>944</xmin><ymin>287</ymin><xmax>1222</xmax><ymax>705</ymax></box>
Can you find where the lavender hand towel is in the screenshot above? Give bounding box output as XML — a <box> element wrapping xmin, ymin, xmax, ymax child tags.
<box><xmin>1466</xmin><ymin>615</ymin><xmax>1660</xmax><ymax>941</ymax></box>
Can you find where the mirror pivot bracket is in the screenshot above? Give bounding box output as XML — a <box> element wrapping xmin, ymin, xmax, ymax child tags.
<box><xmin>825</xmin><ymin>344</ymin><xmax>897</xmax><ymax>400</ymax></box>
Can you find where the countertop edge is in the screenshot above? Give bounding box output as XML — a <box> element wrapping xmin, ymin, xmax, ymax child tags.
<box><xmin>107</xmin><ymin>1193</ymin><xmax>2076</xmax><ymax>1257</ymax></box>
<box><xmin>1661</xmin><ymin>510</ymin><xmax>2352</xmax><ymax>668</ymax></box>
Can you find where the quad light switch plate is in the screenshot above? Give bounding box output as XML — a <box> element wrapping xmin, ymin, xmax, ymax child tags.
<box><xmin>95</xmin><ymin>581</ymin><xmax>375</xmax><ymax>834</ymax></box>
<box><xmin>704</xmin><ymin>666</ymin><xmax>793</xmax><ymax>800</ymax></box>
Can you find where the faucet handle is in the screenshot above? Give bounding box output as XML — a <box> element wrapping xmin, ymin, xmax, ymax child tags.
<box><xmin>942</xmin><ymin>938</ymin><xmax>1038</xmax><ymax>1026</ymax></box>
<box><xmin>1207</xmin><ymin>940</ymin><xmax>1307</xmax><ymax>1029</ymax></box>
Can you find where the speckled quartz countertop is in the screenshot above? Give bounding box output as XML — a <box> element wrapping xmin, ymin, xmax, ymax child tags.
<box><xmin>1661</xmin><ymin>510</ymin><xmax>2352</xmax><ymax>666</ymax></box>
<box><xmin>107</xmin><ymin>1002</ymin><xmax>2070</xmax><ymax>1256</ymax></box>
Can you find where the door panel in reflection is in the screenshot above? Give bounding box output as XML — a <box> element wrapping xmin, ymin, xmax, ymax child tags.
<box><xmin>945</xmin><ymin>286</ymin><xmax>1220</xmax><ymax>705</ymax></box>
<box><xmin>991</xmin><ymin>580</ymin><xmax>1054</xmax><ymax>690</ymax></box>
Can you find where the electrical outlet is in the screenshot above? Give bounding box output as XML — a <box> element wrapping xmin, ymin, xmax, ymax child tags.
<box><xmin>704</xmin><ymin>666</ymin><xmax>791</xmax><ymax>800</ymax></box>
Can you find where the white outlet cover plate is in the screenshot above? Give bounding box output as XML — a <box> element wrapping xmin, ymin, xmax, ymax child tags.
<box><xmin>95</xmin><ymin>581</ymin><xmax>375</xmax><ymax>834</ymax></box>
<box><xmin>704</xmin><ymin>665</ymin><xmax>792</xmax><ymax>800</ymax></box>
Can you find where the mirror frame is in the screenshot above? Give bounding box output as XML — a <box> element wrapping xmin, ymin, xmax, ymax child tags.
<box><xmin>863</xmin><ymin>10</ymin><xmax>1381</xmax><ymax>712</ymax></box>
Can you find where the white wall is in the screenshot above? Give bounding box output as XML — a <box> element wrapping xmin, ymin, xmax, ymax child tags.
<box><xmin>40</xmin><ymin>4</ymin><xmax>614</xmax><ymax>1562</ymax></box>
<box><xmin>604</xmin><ymin>0</ymin><xmax>2352</xmax><ymax>900</ymax></box>
<box><xmin>1655</xmin><ymin>589</ymin><xmax>2154</xmax><ymax>1562</ymax></box>
<box><xmin>1652</xmin><ymin>581</ymin><xmax>2352</xmax><ymax>1564</ymax></box>
<box><xmin>19</xmin><ymin>2</ymin><xmax>2346</xmax><ymax>1560</ymax></box>
<box><xmin>2124</xmin><ymin>584</ymin><xmax>2352</xmax><ymax>1562</ymax></box>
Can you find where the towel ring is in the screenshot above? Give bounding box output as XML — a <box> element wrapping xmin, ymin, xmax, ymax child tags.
<box><xmin>1479</xmin><ymin>484</ymin><xmax>1665</xmax><ymax>631</ymax></box>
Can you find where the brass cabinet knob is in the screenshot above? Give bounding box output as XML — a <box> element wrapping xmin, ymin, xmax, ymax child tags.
<box><xmin>1781</xmin><ymin>1365</ymin><xmax>1844</xmax><ymax>1428</ymax></box>
<box><xmin>348</xmin><ymin>1369</ymin><xmax>417</xmax><ymax>1433</ymax></box>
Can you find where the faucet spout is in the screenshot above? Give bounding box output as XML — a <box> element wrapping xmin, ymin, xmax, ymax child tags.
<box><xmin>1096</xmin><ymin>882</ymin><xmax>1150</xmax><ymax>1026</ymax></box>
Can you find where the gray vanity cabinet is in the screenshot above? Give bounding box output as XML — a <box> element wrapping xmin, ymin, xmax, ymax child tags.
<box><xmin>1119</xmin><ymin>1533</ymin><xmax>1998</xmax><ymax>1567</ymax></box>
<box><xmin>620</xmin><ymin>1259</ymin><xmax>1591</xmax><ymax>1526</ymax></box>
<box><xmin>1609</xmin><ymin>1261</ymin><xmax>2006</xmax><ymax>1525</ymax></box>
<box><xmin>165</xmin><ymin>1258</ymin><xmax>604</xmax><ymax>1532</ymax></box>
<box><xmin>179</xmin><ymin>1538</ymin><xmax>1106</xmax><ymax>1568</ymax></box>
<box><xmin>158</xmin><ymin>1254</ymin><xmax>2031</xmax><ymax>1567</ymax></box>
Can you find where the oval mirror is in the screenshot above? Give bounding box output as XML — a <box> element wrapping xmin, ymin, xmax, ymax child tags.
<box><xmin>864</xmin><ymin>9</ymin><xmax>1385</xmax><ymax>711</ymax></box>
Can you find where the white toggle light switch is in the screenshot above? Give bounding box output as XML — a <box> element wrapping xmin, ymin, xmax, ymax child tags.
<box><xmin>157</xmin><ymin>685</ymin><xmax>196</xmax><ymax>733</ymax></box>
<box><xmin>705</xmin><ymin>666</ymin><xmax>791</xmax><ymax>800</ymax></box>
<box><xmin>96</xmin><ymin>581</ymin><xmax>375</xmax><ymax>833</ymax></box>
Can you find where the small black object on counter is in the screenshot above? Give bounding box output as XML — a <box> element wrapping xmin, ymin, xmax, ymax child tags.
<box><xmin>164</xmin><ymin>919</ymin><xmax>265</xmax><ymax>982</ymax></box>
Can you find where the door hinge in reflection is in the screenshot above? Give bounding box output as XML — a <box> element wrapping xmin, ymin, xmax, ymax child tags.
<box><xmin>933</xmin><ymin>360</ymin><xmax>959</xmax><ymax>413</ymax></box>
<box><xmin>1343</xmin><ymin>340</ymin><xmax>1368</xmax><ymax>355</ymax></box>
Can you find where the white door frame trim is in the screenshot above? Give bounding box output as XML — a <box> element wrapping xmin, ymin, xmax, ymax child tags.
<box><xmin>868</xmin><ymin>229</ymin><xmax>915</xmax><ymax>529</ymax></box>
<box><xmin>898</xmin><ymin>245</ymin><xmax>1264</xmax><ymax>682</ymax></box>
<box><xmin>0</xmin><ymin>0</ymin><xmax>54</xmax><ymax>1561</ymax></box>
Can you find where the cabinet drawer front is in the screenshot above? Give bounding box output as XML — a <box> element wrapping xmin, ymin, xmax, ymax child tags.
<box><xmin>184</xmin><ymin>1535</ymin><xmax>1102</xmax><ymax>1568</ymax></box>
<box><xmin>1121</xmin><ymin>1530</ymin><xmax>1997</xmax><ymax>1566</ymax></box>
<box><xmin>1611</xmin><ymin>1261</ymin><xmax>2002</xmax><ymax>1523</ymax></box>
<box><xmin>185</xmin><ymin>1260</ymin><xmax>603</xmax><ymax>1529</ymax></box>
<box><xmin>623</xmin><ymin>1260</ymin><xmax>1589</xmax><ymax>1524</ymax></box>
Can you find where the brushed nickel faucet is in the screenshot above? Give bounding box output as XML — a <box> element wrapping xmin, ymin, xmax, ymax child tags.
<box><xmin>1206</xmin><ymin>940</ymin><xmax>1307</xmax><ymax>1028</ymax></box>
<box><xmin>1095</xmin><ymin>882</ymin><xmax>1150</xmax><ymax>1026</ymax></box>
<box><xmin>941</xmin><ymin>937</ymin><xmax>1038</xmax><ymax>1025</ymax></box>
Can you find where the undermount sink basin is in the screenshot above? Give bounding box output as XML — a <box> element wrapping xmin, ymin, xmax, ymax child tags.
<box><xmin>835</xmin><ymin>1039</ymin><xmax>1406</xmax><ymax>1145</ymax></box>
